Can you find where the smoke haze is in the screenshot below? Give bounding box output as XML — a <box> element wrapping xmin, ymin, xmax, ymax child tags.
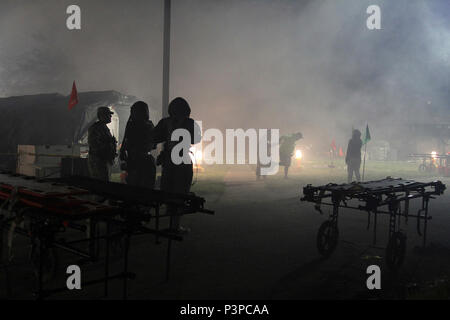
<box><xmin>0</xmin><ymin>0</ymin><xmax>448</xmax><ymax>153</ymax></box>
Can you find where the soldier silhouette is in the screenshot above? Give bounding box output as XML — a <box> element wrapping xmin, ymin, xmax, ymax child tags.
<box><xmin>346</xmin><ymin>129</ymin><xmax>362</xmax><ymax>183</ymax></box>
<box><xmin>120</xmin><ymin>101</ymin><xmax>156</xmax><ymax>188</ymax></box>
<box><xmin>153</xmin><ymin>97</ymin><xmax>201</xmax><ymax>233</ymax></box>
<box><xmin>279</xmin><ymin>132</ymin><xmax>302</xmax><ymax>178</ymax></box>
<box><xmin>87</xmin><ymin>107</ymin><xmax>117</xmax><ymax>181</ymax></box>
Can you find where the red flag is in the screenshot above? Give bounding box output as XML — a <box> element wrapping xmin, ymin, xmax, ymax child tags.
<box><xmin>68</xmin><ymin>81</ymin><xmax>78</xmax><ymax>110</ymax></box>
<box><xmin>339</xmin><ymin>147</ymin><xmax>344</xmax><ymax>157</ymax></box>
<box><xmin>330</xmin><ymin>139</ymin><xmax>337</xmax><ymax>151</ymax></box>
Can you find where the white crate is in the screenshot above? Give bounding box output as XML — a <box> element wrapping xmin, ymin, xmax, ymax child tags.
<box><xmin>17</xmin><ymin>145</ymin><xmax>83</xmax><ymax>178</ymax></box>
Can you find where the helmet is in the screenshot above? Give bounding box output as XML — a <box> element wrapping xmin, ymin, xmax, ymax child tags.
<box><xmin>97</xmin><ymin>106</ymin><xmax>113</xmax><ymax>118</ymax></box>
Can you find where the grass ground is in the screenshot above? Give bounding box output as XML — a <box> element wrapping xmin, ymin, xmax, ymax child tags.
<box><xmin>112</xmin><ymin>159</ymin><xmax>443</xmax><ymax>200</ymax></box>
<box><xmin>190</xmin><ymin>165</ymin><xmax>228</xmax><ymax>201</ymax></box>
<box><xmin>275</xmin><ymin>158</ymin><xmax>440</xmax><ymax>182</ymax></box>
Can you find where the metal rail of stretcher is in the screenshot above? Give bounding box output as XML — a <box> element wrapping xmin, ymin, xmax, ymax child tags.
<box><xmin>0</xmin><ymin>172</ymin><xmax>214</xmax><ymax>299</ymax></box>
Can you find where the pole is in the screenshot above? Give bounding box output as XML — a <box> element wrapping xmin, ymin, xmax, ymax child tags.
<box><xmin>162</xmin><ymin>0</ymin><xmax>171</xmax><ymax>118</ymax></box>
<box><xmin>362</xmin><ymin>142</ymin><xmax>367</xmax><ymax>181</ymax></box>
<box><xmin>328</xmin><ymin>149</ymin><xmax>335</xmax><ymax>168</ymax></box>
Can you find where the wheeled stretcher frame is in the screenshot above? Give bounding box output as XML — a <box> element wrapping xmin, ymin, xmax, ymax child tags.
<box><xmin>301</xmin><ymin>177</ymin><xmax>446</xmax><ymax>269</ymax></box>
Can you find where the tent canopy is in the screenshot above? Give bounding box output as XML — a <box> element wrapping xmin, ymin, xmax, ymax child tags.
<box><xmin>0</xmin><ymin>90</ymin><xmax>153</xmax><ymax>170</ymax></box>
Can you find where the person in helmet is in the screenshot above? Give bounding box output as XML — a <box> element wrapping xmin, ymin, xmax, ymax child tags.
<box><xmin>153</xmin><ymin>97</ymin><xmax>201</xmax><ymax>233</ymax></box>
<box><xmin>87</xmin><ymin>107</ymin><xmax>117</xmax><ymax>181</ymax></box>
<box><xmin>120</xmin><ymin>101</ymin><xmax>156</xmax><ymax>188</ymax></box>
<box><xmin>279</xmin><ymin>132</ymin><xmax>303</xmax><ymax>178</ymax></box>
<box><xmin>345</xmin><ymin>129</ymin><xmax>362</xmax><ymax>183</ymax></box>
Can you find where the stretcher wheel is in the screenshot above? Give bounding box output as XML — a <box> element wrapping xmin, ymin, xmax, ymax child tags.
<box><xmin>385</xmin><ymin>232</ymin><xmax>406</xmax><ymax>270</ymax></box>
<box><xmin>317</xmin><ymin>221</ymin><xmax>339</xmax><ymax>258</ymax></box>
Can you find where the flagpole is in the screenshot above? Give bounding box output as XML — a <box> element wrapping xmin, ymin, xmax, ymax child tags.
<box><xmin>331</xmin><ymin>149</ymin><xmax>336</xmax><ymax>167</ymax></box>
<box><xmin>361</xmin><ymin>123</ymin><xmax>371</xmax><ymax>182</ymax></box>
<box><xmin>362</xmin><ymin>142</ymin><xmax>367</xmax><ymax>181</ymax></box>
<box><xmin>162</xmin><ymin>0</ymin><xmax>171</xmax><ymax>118</ymax></box>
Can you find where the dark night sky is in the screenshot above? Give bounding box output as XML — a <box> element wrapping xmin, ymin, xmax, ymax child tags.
<box><xmin>0</xmin><ymin>0</ymin><xmax>448</xmax><ymax>146</ymax></box>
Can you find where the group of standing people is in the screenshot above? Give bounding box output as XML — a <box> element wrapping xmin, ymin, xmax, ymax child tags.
<box><xmin>88</xmin><ymin>97</ymin><xmax>364</xmax><ymax>218</ymax></box>
<box><xmin>87</xmin><ymin>97</ymin><xmax>200</xmax><ymax>233</ymax></box>
<box><xmin>255</xmin><ymin>129</ymin><xmax>363</xmax><ymax>183</ymax></box>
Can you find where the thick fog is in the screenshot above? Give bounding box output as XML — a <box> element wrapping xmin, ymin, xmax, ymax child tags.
<box><xmin>0</xmin><ymin>0</ymin><xmax>449</xmax><ymax>154</ymax></box>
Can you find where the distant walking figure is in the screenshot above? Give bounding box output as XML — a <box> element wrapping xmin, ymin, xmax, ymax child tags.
<box><xmin>279</xmin><ymin>132</ymin><xmax>303</xmax><ymax>178</ymax></box>
<box><xmin>346</xmin><ymin>129</ymin><xmax>362</xmax><ymax>183</ymax></box>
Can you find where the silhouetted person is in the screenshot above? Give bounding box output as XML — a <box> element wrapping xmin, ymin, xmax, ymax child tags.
<box><xmin>346</xmin><ymin>129</ymin><xmax>362</xmax><ymax>183</ymax></box>
<box><xmin>88</xmin><ymin>107</ymin><xmax>117</xmax><ymax>181</ymax></box>
<box><xmin>153</xmin><ymin>97</ymin><xmax>201</xmax><ymax>233</ymax></box>
<box><xmin>279</xmin><ymin>132</ymin><xmax>303</xmax><ymax>178</ymax></box>
<box><xmin>120</xmin><ymin>101</ymin><xmax>156</xmax><ymax>188</ymax></box>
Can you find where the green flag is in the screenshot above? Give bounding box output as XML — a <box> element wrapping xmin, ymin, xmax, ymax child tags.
<box><xmin>363</xmin><ymin>124</ymin><xmax>371</xmax><ymax>145</ymax></box>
